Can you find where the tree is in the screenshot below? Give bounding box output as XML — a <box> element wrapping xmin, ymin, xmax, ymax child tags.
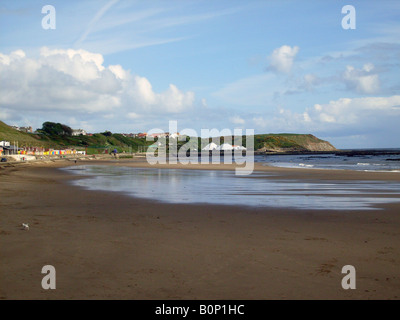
<box><xmin>41</xmin><ymin>122</ymin><xmax>73</xmax><ymax>136</ymax></box>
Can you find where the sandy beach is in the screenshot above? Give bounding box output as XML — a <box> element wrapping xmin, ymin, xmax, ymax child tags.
<box><xmin>1</xmin><ymin>159</ymin><xmax>399</xmax><ymax>299</ymax></box>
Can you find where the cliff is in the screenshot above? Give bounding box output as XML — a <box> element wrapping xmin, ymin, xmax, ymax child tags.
<box><xmin>254</xmin><ymin>134</ymin><xmax>337</xmax><ymax>153</ymax></box>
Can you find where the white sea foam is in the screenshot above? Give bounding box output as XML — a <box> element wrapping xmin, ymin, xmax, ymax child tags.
<box><xmin>299</xmin><ymin>163</ymin><xmax>314</xmax><ymax>168</ymax></box>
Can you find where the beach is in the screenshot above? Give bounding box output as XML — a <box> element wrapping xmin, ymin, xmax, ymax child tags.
<box><xmin>1</xmin><ymin>159</ymin><xmax>399</xmax><ymax>299</ymax></box>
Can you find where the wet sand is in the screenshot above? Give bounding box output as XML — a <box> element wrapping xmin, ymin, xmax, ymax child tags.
<box><xmin>0</xmin><ymin>159</ymin><xmax>399</xmax><ymax>299</ymax></box>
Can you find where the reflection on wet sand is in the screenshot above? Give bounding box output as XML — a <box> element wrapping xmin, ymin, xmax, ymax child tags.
<box><xmin>64</xmin><ymin>165</ymin><xmax>400</xmax><ymax>211</ymax></box>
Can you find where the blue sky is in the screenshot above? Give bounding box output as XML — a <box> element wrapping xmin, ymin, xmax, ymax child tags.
<box><xmin>0</xmin><ymin>0</ymin><xmax>399</xmax><ymax>148</ymax></box>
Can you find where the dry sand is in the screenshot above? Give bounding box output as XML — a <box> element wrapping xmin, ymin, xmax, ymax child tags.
<box><xmin>0</xmin><ymin>158</ymin><xmax>399</xmax><ymax>299</ymax></box>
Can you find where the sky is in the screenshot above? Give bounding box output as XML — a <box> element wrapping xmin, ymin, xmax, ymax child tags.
<box><xmin>0</xmin><ymin>0</ymin><xmax>399</xmax><ymax>148</ymax></box>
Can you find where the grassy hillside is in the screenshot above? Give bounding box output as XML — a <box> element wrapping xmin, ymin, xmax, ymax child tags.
<box><xmin>253</xmin><ymin>133</ymin><xmax>337</xmax><ymax>152</ymax></box>
<box><xmin>0</xmin><ymin>121</ymin><xmax>54</xmax><ymax>148</ymax></box>
<box><xmin>0</xmin><ymin>120</ymin><xmax>336</xmax><ymax>153</ymax></box>
<box><xmin>47</xmin><ymin>133</ymin><xmax>155</xmax><ymax>153</ymax></box>
<box><xmin>0</xmin><ymin>120</ymin><xmax>156</xmax><ymax>153</ymax></box>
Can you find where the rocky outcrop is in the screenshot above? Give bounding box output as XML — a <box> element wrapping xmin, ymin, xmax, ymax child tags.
<box><xmin>302</xmin><ymin>141</ymin><xmax>337</xmax><ymax>151</ymax></box>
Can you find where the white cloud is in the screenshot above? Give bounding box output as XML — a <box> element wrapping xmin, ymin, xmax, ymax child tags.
<box><xmin>159</xmin><ymin>84</ymin><xmax>195</xmax><ymax>113</ymax></box>
<box><xmin>302</xmin><ymin>74</ymin><xmax>318</xmax><ymax>90</ymax></box>
<box><xmin>306</xmin><ymin>95</ymin><xmax>400</xmax><ymax>126</ymax></box>
<box><xmin>0</xmin><ymin>48</ymin><xmax>195</xmax><ymax>123</ymax></box>
<box><xmin>342</xmin><ymin>64</ymin><xmax>380</xmax><ymax>94</ymax></box>
<box><xmin>108</xmin><ymin>64</ymin><xmax>128</xmax><ymax>80</ymax></box>
<box><xmin>127</xmin><ymin>112</ymin><xmax>140</xmax><ymax>119</ymax></box>
<box><xmin>230</xmin><ymin>115</ymin><xmax>245</xmax><ymax>124</ymax></box>
<box><xmin>250</xmin><ymin>95</ymin><xmax>400</xmax><ymax>145</ymax></box>
<box><xmin>0</xmin><ymin>109</ymin><xmax>12</xmax><ymax>120</ymax></box>
<box><xmin>268</xmin><ymin>45</ymin><xmax>299</xmax><ymax>73</ymax></box>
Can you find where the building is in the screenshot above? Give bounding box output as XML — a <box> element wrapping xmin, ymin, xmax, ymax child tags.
<box><xmin>19</xmin><ymin>126</ymin><xmax>33</xmax><ymax>133</ymax></box>
<box><xmin>11</xmin><ymin>126</ymin><xmax>33</xmax><ymax>133</ymax></box>
<box><xmin>72</xmin><ymin>129</ymin><xmax>87</xmax><ymax>136</ymax></box>
<box><xmin>1</xmin><ymin>145</ymin><xmax>20</xmax><ymax>155</ymax></box>
<box><xmin>169</xmin><ymin>132</ymin><xmax>180</xmax><ymax>139</ymax></box>
<box><xmin>149</xmin><ymin>133</ymin><xmax>166</xmax><ymax>139</ymax></box>
<box><xmin>0</xmin><ymin>141</ymin><xmax>11</xmax><ymax>147</ymax></box>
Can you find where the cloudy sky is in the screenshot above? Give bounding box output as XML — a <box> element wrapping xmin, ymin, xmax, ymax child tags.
<box><xmin>0</xmin><ymin>0</ymin><xmax>399</xmax><ymax>148</ymax></box>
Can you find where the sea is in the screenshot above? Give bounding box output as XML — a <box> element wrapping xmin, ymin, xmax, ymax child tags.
<box><xmin>256</xmin><ymin>149</ymin><xmax>400</xmax><ymax>172</ymax></box>
<box><xmin>63</xmin><ymin>149</ymin><xmax>400</xmax><ymax>211</ymax></box>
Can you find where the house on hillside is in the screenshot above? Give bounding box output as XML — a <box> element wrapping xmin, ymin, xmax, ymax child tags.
<box><xmin>10</xmin><ymin>126</ymin><xmax>32</xmax><ymax>133</ymax></box>
<box><xmin>122</xmin><ymin>133</ymin><xmax>136</xmax><ymax>138</ymax></box>
<box><xmin>149</xmin><ymin>133</ymin><xmax>169</xmax><ymax>139</ymax></box>
<box><xmin>72</xmin><ymin>129</ymin><xmax>87</xmax><ymax>136</ymax></box>
<box><xmin>19</xmin><ymin>126</ymin><xmax>33</xmax><ymax>133</ymax></box>
<box><xmin>169</xmin><ymin>132</ymin><xmax>180</xmax><ymax>139</ymax></box>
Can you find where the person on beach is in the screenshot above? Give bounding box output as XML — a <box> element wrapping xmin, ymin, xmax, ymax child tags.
<box><xmin>110</xmin><ymin>149</ymin><xmax>118</xmax><ymax>158</ymax></box>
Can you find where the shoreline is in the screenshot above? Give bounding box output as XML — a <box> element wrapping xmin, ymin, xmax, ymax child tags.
<box><xmin>1</xmin><ymin>159</ymin><xmax>400</xmax><ymax>299</ymax></box>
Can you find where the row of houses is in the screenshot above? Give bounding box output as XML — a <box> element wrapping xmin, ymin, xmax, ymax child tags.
<box><xmin>10</xmin><ymin>124</ymin><xmax>182</xmax><ymax>140</ymax></box>
<box><xmin>11</xmin><ymin>124</ymin><xmax>88</xmax><ymax>136</ymax></box>
<box><xmin>121</xmin><ymin>132</ymin><xmax>180</xmax><ymax>139</ymax></box>
<box><xmin>11</xmin><ymin>126</ymin><xmax>33</xmax><ymax>133</ymax></box>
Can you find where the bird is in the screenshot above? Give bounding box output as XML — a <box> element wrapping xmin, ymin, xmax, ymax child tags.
<box><xmin>22</xmin><ymin>223</ymin><xmax>29</xmax><ymax>230</ymax></box>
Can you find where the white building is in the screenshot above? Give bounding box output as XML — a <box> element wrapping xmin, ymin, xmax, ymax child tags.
<box><xmin>72</xmin><ymin>129</ymin><xmax>87</xmax><ymax>136</ymax></box>
<box><xmin>169</xmin><ymin>133</ymin><xmax>180</xmax><ymax>139</ymax></box>
<box><xmin>0</xmin><ymin>141</ymin><xmax>10</xmax><ymax>147</ymax></box>
<box><xmin>10</xmin><ymin>126</ymin><xmax>32</xmax><ymax>133</ymax></box>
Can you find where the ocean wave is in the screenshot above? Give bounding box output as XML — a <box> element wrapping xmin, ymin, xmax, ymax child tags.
<box><xmin>363</xmin><ymin>170</ymin><xmax>400</xmax><ymax>173</ymax></box>
<box><xmin>299</xmin><ymin>163</ymin><xmax>314</xmax><ymax>168</ymax></box>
